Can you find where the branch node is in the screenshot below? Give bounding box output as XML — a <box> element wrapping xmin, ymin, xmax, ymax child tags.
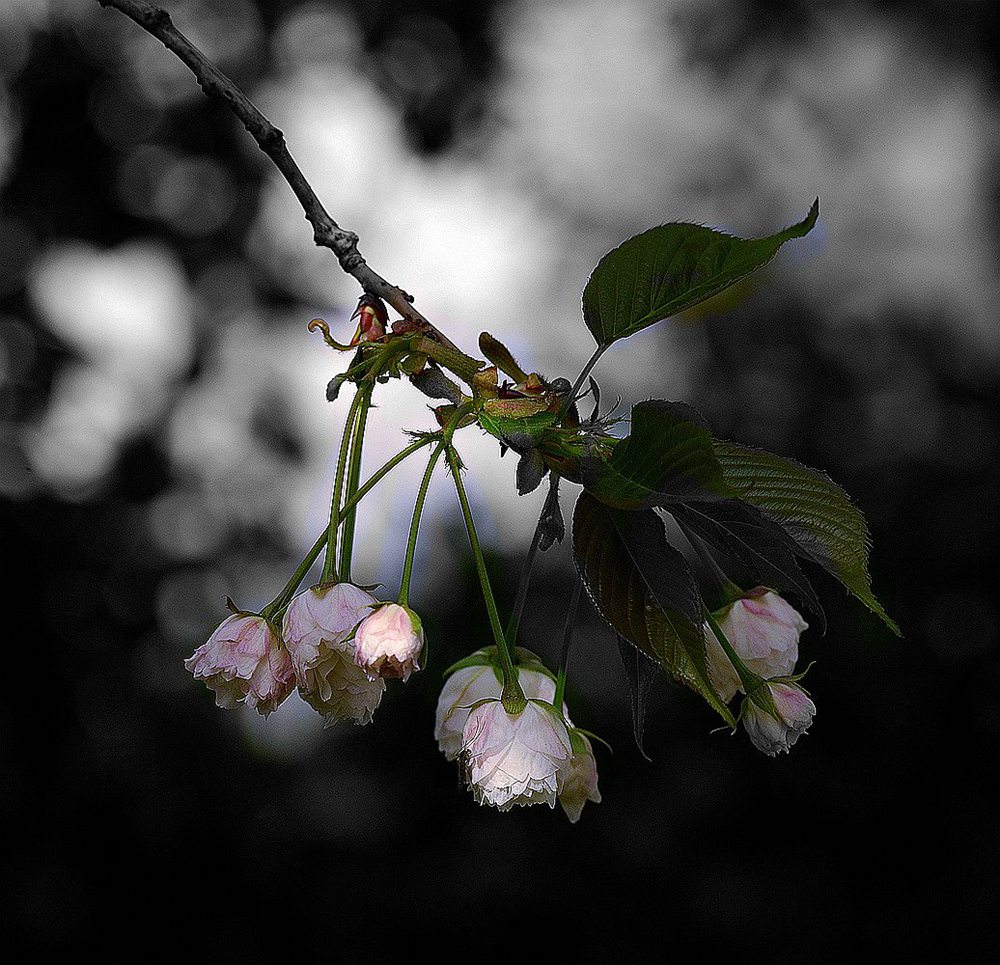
<box><xmin>147</xmin><ymin>5</ymin><xmax>170</xmax><ymax>28</ymax></box>
<box><xmin>260</xmin><ymin>126</ymin><xmax>285</xmax><ymax>152</ymax></box>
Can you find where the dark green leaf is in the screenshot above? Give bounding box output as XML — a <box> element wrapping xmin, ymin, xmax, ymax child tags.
<box><xmin>582</xmin><ymin>399</ymin><xmax>732</xmax><ymax>509</ymax></box>
<box><xmin>713</xmin><ymin>440</ymin><xmax>899</xmax><ymax>634</ymax></box>
<box><xmin>671</xmin><ymin>499</ymin><xmax>825</xmax><ymax>631</ymax></box>
<box><xmin>572</xmin><ymin>492</ymin><xmax>734</xmax><ymax>724</ymax></box>
<box><xmin>617</xmin><ymin>636</ymin><xmax>658</xmax><ymax>760</ymax></box>
<box><xmin>582</xmin><ymin>200</ymin><xmax>819</xmax><ymax>347</ymax></box>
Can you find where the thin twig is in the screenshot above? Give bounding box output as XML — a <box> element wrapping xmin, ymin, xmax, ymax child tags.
<box><xmin>553</xmin><ymin>577</ymin><xmax>583</xmax><ymax>711</ymax></box>
<box><xmin>98</xmin><ymin>0</ymin><xmax>459</xmax><ymax>351</ymax></box>
<box><xmin>504</xmin><ymin>472</ymin><xmax>560</xmax><ymax>647</ymax></box>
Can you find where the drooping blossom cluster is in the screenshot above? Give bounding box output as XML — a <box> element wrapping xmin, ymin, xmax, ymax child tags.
<box><xmin>434</xmin><ymin>653</ymin><xmax>601</xmax><ymax>821</ymax></box>
<box><xmin>186</xmin><ymin>582</ymin><xmax>816</xmax><ymax>818</ymax></box>
<box><xmin>185</xmin><ymin>581</ymin><xmax>424</xmax><ymax>726</ymax></box>
<box><xmin>704</xmin><ymin>587</ymin><xmax>816</xmax><ymax>755</ymax></box>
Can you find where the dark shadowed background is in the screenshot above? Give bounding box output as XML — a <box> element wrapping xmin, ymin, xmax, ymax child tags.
<box><xmin>1</xmin><ymin>0</ymin><xmax>998</xmax><ymax>960</ymax></box>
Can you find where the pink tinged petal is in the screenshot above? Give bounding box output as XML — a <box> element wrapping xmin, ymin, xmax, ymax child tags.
<box><xmin>461</xmin><ymin>701</ymin><xmax>572</xmax><ymax>811</ymax></box>
<box><xmin>354</xmin><ymin>604</ymin><xmax>424</xmax><ymax>681</ymax></box>
<box><xmin>298</xmin><ymin>646</ymin><xmax>384</xmax><ymax>726</ymax></box>
<box><xmin>185</xmin><ymin>614</ymin><xmax>290</xmax><ymax>714</ymax></box>
<box><xmin>282</xmin><ymin>583</ymin><xmax>378</xmax><ymax>679</ymax></box>
<box><xmin>202</xmin><ymin>674</ymin><xmax>248</xmax><ymax>710</ymax></box>
<box><xmin>434</xmin><ymin>663</ymin><xmax>562</xmax><ymax>763</ymax></box>
<box><xmin>434</xmin><ymin>665</ymin><xmax>503</xmax><ymax>760</ymax></box>
<box><xmin>713</xmin><ymin>590</ymin><xmax>808</xmax><ymax>692</ymax></box>
<box><xmin>245</xmin><ymin>642</ymin><xmax>295</xmax><ymax>717</ymax></box>
<box><xmin>742</xmin><ymin>681</ymin><xmax>816</xmax><ymax>756</ymax></box>
<box><xmin>519</xmin><ymin>669</ymin><xmax>557</xmax><ymax>703</ymax></box>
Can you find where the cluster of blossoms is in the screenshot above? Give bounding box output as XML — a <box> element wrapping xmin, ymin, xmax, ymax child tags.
<box><xmin>704</xmin><ymin>587</ymin><xmax>816</xmax><ymax>755</ymax></box>
<box><xmin>187</xmin><ymin>578</ymin><xmax>814</xmax><ymax>820</ymax></box>
<box><xmin>186</xmin><ymin>585</ymin><xmax>602</xmax><ymax>819</ymax></box>
<box><xmin>185</xmin><ymin>583</ymin><xmax>423</xmax><ymax>726</ymax></box>
<box><xmin>435</xmin><ymin>650</ymin><xmax>601</xmax><ymax>821</ymax></box>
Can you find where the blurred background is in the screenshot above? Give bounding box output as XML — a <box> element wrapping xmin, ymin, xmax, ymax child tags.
<box><xmin>1</xmin><ymin>0</ymin><xmax>998</xmax><ymax>959</ymax></box>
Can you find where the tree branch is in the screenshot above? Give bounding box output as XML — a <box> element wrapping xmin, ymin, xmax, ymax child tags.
<box><xmin>97</xmin><ymin>0</ymin><xmax>459</xmax><ymax>351</ymax></box>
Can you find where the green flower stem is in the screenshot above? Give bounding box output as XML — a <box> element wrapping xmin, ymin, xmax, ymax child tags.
<box><xmin>321</xmin><ymin>386</ymin><xmax>366</xmax><ymax>583</ymax></box>
<box><xmin>338</xmin><ymin>383</ymin><xmax>373</xmax><ymax>583</ymax></box>
<box><xmin>407</xmin><ymin>335</ymin><xmax>485</xmax><ymax>386</ymax></box>
<box><xmin>260</xmin><ymin>434</ymin><xmax>437</xmax><ymax>620</ymax></box>
<box><xmin>260</xmin><ymin>530</ymin><xmax>327</xmax><ymax>622</ymax></box>
<box><xmin>553</xmin><ymin>577</ymin><xmax>583</xmax><ymax>713</ymax></box>
<box><xmin>705</xmin><ymin>609</ymin><xmax>760</xmax><ymax>696</ymax></box>
<box><xmin>398</xmin><ymin>442</ymin><xmax>445</xmax><ymax>608</ymax></box>
<box><xmin>675</xmin><ymin>518</ymin><xmax>743</xmax><ymax>606</ymax></box>
<box><xmin>340</xmin><ymin>435</ymin><xmax>433</xmax><ymax>519</ymax></box>
<box><xmin>445</xmin><ymin>444</ymin><xmax>526</xmax><ymax>713</ymax></box>
<box><xmin>556</xmin><ymin>343</ymin><xmax>607</xmax><ymax>424</ymax></box>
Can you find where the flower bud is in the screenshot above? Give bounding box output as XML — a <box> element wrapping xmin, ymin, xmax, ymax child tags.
<box><xmin>354</xmin><ymin>603</ymin><xmax>424</xmax><ymax>681</ymax></box>
<box><xmin>559</xmin><ymin>730</ymin><xmax>602</xmax><ymax>823</ymax></box>
<box><xmin>705</xmin><ymin>587</ymin><xmax>808</xmax><ymax>702</ymax></box>
<box><xmin>184</xmin><ymin>613</ymin><xmax>293</xmax><ymax>717</ymax></box>
<box><xmin>350</xmin><ymin>295</ymin><xmax>387</xmax><ymax>344</ymax></box>
<box><xmin>741</xmin><ymin>681</ymin><xmax>816</xmax><ymax>756</ymax></box>
<box><xmin>460</xmin><ymin>699</ymin><xmax>572</xmax><ymax>811</ymax></box>
<box><xmin>282</xmin><ymin>583</ymin><xmax>384</xmax><ymax>726</ymax></box>
<box><xmin>434</xmin><ymin>661</ymin><xmax>558</xmax><ymax>761</ymax></box>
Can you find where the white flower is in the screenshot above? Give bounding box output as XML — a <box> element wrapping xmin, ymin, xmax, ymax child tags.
<box><xmin>354</xmin><ymin>603</ymin><xmax>424</xmax><ymax>681</ymax></box>
<box><xmin>282</xmin><ymin>583</ymin><xmax>384</xmax><ymax>725</ymax></box>
<box><xmin>559</xmin><ymin>730</ymin><xmax>602</xmax><ymax>823</ymax></box>
<box><xmin>705</xmin><ymin>588</ymin><xmax>809</xmax><ymax>702</ymax></box>
<box><xmin>184</xmin><ymin>613</ymin><xmax>293</xmax><ymax>717</ymax></box>
<box><xmin>741</xmin><ymin>681</ymin><xmax>816</xmax><ymax>756</ymax></box>
<box><xmin>434</xmin><ymin>663</ymin><xmax>557</xmax><ymax>761</ymax></box>
<box><xmin>460</xmin><ymin>699</ymin><xmax>572</xmax><ymax>811</ymax></box>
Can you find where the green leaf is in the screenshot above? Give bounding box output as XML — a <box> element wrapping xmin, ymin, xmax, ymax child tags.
<box><xmin>671</xmin><ymin>499</ymin><xmax>825</xmax><ymax>630</ymax></box>
<box><xmin>582</xmin><ymin>400</ymin><xmax>731</xmax><ymax>509</ymax></box>
<box><xmin>477</xmin><ymin>408</ymin><xmax>556</xmax><ymax>451</ymax></box>
<box><xmin>616</xmin><ymin>636</ymin><xmax>658</xmax><ymax>760</ymax></box>
<box><xmin>572</xmin><ymin>492</ymin><xmax>735</xmax><ymax>725</ymax></box>
<box><xmin>712</xmin><ymin>440</ymin><xmax>899</xmax><ymax>634</ymax></box>
<box><xmin>581</xmin><ymin>199</ymin><xmax>819</xmax><ymax>347</ymax></box>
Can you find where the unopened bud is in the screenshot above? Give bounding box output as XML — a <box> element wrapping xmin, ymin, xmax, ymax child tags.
<box><xmin>354</xmin><ymin>603</ymin><xmax>424</xmax><ymax>681</ymax></box>
<box><xmin>741</xmin><ymin>681</ymin><xmax>816</xmax><ymax>756</ymax></box>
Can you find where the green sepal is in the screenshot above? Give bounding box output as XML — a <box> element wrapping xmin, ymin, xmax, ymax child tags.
<box><xmin>572</xmin><ymin>727</ymin><xmax>612</xmax><ymax>755</ymax></box>
<box><xmin>531</xmin><ymin>698</ymin><xmax>571</xmax><ymax>729</ymax></box>
<box><xmin>441</xmin><ymin>645</ymin><xmax>555</xmax><ymax>682</ymax></box>
<box><xmin>478</xmin><ymin>407</ymin><xmax>558</xmax><ymax>452</ymax></box>
<box><xmin>740</xmin><ymin>678</ymin><xmax>789</xmax><ymax>726</ymax></box>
